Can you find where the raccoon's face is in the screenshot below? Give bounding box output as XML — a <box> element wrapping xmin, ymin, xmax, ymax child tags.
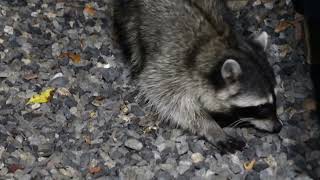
<box><xmin>202</xmin><ymin>32</ymin><xmax>282</xmax><ymax>133</ymax></box>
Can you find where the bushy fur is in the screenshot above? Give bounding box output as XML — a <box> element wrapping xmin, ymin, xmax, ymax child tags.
<box><xmin>112</xmin><ymin>0</ymin><xmax>279</xmax><ymax>152</ymax></box>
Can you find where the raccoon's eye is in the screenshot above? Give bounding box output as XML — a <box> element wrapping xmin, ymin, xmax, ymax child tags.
<box><xmin>255</xmin><ymin>104</ymin><xmax>273</xmax><ymax>116</ymax></box>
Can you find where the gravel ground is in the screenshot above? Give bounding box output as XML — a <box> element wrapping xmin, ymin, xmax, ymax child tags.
<box><xmin>0</xmin><ymin>0</ymin><xmax>319</xmax><ymax>179</ymax></box>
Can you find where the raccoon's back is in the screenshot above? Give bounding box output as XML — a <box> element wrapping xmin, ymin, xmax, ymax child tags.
<box><xmin>113</xmin><ymin>0</ymin><xmax>229</xmax><ymax>76</ymax></box>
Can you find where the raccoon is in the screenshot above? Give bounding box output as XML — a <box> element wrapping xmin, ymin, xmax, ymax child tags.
<box><xmin>113</xmin><ymin>0</ymin><xmax>282</xmax><ymax>152</ymax></box>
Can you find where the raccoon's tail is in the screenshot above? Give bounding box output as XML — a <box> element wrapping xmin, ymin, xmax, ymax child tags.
<box><xmin>112</xmin><ymin>0</ymin><xmax>146</xmax><ymax>77</ymax></box>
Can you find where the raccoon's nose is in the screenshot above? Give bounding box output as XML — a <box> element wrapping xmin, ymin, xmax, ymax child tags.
<box><xmin>272</xmin><ymin>120</ymin><xmax>282</xmax><ymax>133</ymax></box>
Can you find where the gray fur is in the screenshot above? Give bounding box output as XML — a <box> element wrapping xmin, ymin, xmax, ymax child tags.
<box><xmin>113</xmin><ymin>0</ymin><xmax>280</xmax><ymax>152</ymax></box>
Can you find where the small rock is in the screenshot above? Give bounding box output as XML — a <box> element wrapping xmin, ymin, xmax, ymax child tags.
<box><xmin>177</xmin><ymin>160</ymin><xmax>192</xmax><ymax>175</ymax></box>
<box><xmin>30</xmin><ymin>103</ymin><xmax>41</xmax><ymax>110</ymax></box>
<box><xmin>70</xmin><ymin>107</ymin><xmax>78</xmax><ymax>116</ymax></box>
<box><xmin>0</xmin><ymin>146</ymin><xmax>5</xmax><ymax>158</ymax></box>
<box><xmin>259</xmin><ymin>167</ymin><xmax>275</xmax><ymax>180</ymax></box>
<box><xmin>52</xmin><ymin>43</ymin><xmax>62</xmax><ymax>57</ymax></box>
<box><xmin>59</xmin><ymin>166</ymin><xmax>78</xmax><ymax>177</ymax></box>
<box><xmin>245</xmin><ymin>172</ymin><xmax>260</xmax><ymax>180</ymax></box>
<box><xmin>121</xmin><ymin>166</ymin><xmax>154</xmax><ymax>180</ymax></box>
<box><xmin>227</xmin><ymin>0</ymin><xmax>248</xmax><ymax>11</ymax></box>
<box><xmin>155</xmin><ymin>170</ymin><xmax>173</xmax><ymax>180</ymax></box>
<box><xmin>129</xmin><ymin>104</ymin><xmax>145</xmax><ymax>117</ymax></box>
<box><xmin>4</xmin><ymin>25</ymin><xmax>14</xmax><ymax>35</ymax></box>
<box><xmin>21</xmin><ymin>58</ymin><xmax>31</xmax><ymax>65</ymax></box>
<box><xmin>49</xmin><ymin>77</ymin><xmax>69</xmax><ymax>88</ymax></box>
<box><xmin>256</xmin><ymin>142</ymin><xmax>273</xmax><ymax>157</ymax></box>
<box><xmin>191</xmin><ymin>153</ymin><xmax>204</xmax><ymax>164</ymax></box>
<box><xmin>253</xmin><ymin>161</ymin><xmax>269</xmax><ymax>172</ymax></box>
<box><xmin>44</xmin><ymin>12</ymin><xmax>57</xmax><ymax>19</ymax></box>
<box><xmin>176</xmin><ymin>136</ymin><xmax>189</xmax><ymax>155</ymax></box>
<box><xmin>253</xmin><ymin>0</ymin><xmax>262</xmax><ymax>6</ymax></box>
<box><xmin>102</xmin><ymin>67</ymin><xmax>120</xmax><ymax>83</ymax></box>
<box><xmin>264</xmin><ymin>2</ymin><xmax>274</xmax><ymax>9</ymax></box>
<box><xmin>125</xmin><ymin>139</ymin><xmax>143</xmax><ymax>150</ymax></box>
<box><xmin>229</xmin><ymin>155</ymin><xmax>242</xmax><ymax>174</ymax></box>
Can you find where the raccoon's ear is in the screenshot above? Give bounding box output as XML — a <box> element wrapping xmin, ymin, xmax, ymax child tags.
<box><xmin>253</xmin><ymin>31</ymin><xmax>269</xmax><ymax>51</ymax></box>
<box><xmin>221</xmin><ymin>59</ymin><xmax>242</xmax><ymax>83</ymax></box>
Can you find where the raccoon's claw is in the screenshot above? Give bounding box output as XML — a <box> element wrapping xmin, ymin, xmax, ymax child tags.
<box><xmin>217</xmin><ymin>137</ymin><xmax>246</xmax><ymax>154</ymax></box>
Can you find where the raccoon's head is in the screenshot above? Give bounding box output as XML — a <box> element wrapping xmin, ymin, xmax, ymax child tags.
<box><xmin>201</xmin><ymin>32</ymin><xmax>282</xmax><ymax>133</ymax></box>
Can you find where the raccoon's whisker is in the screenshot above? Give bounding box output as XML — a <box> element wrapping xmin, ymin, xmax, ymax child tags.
<box><xmin>237</xmin><ymin>122</ymin><xmax>251</xmax><ymax>128</ymax></box>
<box><xmin>231</xmin><ymin>120</ymin><xmax>248</xmax><ymax>128</ymax></box>
<box><xmin>228</xmin><ymin>119</ymin><xmax>248</xmax><ymax>128</ymax></box>
<box><xmin>227</xmin><ymin>119</ymin><xmax>242</xmax><ymax>127</ymax></box>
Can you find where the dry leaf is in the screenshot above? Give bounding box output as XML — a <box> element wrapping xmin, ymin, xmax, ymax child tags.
<box><xmin>90</xmin><ymin>111</ymin><xmax>97</xmax><ymax>119</ymax></box>
<box><xmin>92</xmin><ymin>96</ymin><xmax>105</xmax><ymax>107</ymax></box>
<box><xmin>275</xmin><ymin>21</ymin><xmax>293</xmax><ymax>33</ymax></box>
<box><xmin>244</xmin><ymin>159</ymin><xmax>256</xmax><ymax>171</ymax></box>
<box><xmin>143</xmin><ymin>126</ymin><xmax>158</xmax><ymax>134</ymax></box>
<box><xmin>23</xmin><ymin>73</ymin><xmax>38</xmax><ymax>80</ymax></box>
<box><xmin>303</xmin><ymin>98</ymin><xmax>317</xmax><ymax>111</ymax></box>
<box><xmin>27</xmin><ymin>88</ymin><xmax>55</xmax><ymax>104</ymax></box>
<box><xmin>84</xmin><ymin>135</ymin><xmax>92</xmax><ymax>144</ymax></box>
<box><xmin>68</xmin><ymin>53</ymin><xmax>81</xmax><ymax>63</ymax></box>
<box><xmin>8</xmin><ymin>164</ymin><xmax>25</xmax><ymax>173</ymax></box>
<box><xmin>89</xmin><ymin>166</ymin><xmax>102</xmax><ymax>174</ymax></box>
<box><xmin>121</xmin><ymin>104</ymin><xmax>129</xmax><ymax>114</ymax></box>
<box><xmin>264</xmin><ymin>155</ymin><xmax>277</xmax><ymax>167</ymax></box>
<box><xmin>56</xmin><ymin>87</ymin><xmax>71</xmax><ymax>96</ymax></box>
<box><xmin>293</xmin><ymin>14</ymin><xmax>304</xmax><ymax>41</ymax></box>
<box><xmin>60</xmin><ymin>52</ymin><xmax>81</xmax><ymax>63</ymax></box>
<box><xmin>84</xmin><ymin>4</ymin><xmax>96</xmax><ymax>16</ymax></box>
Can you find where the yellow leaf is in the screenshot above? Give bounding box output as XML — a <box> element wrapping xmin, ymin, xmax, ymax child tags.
<box><xmin>90</xmin><ymin>111</ymin><xmax>97</xmax><ymax>119</ymax></box>
<box><xmin>244</xmin><ymin>159</ymin><xmax>256</xmax><ymax>171</ymax></box>
<box><xmin>27</xmin><ymin>88</ymin><xmax>55</xmax><ymax>104</ymax></box>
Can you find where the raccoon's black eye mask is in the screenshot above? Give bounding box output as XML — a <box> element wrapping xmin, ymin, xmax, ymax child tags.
<box><xmin>209</xmin><ymin>103</ymin><xmax>276</xmax><ymax>127</ymax></box>
<box><xmin>234</xmin><ymin>103</ymin><xmax>275</xmax><ymax>119</ymax></box>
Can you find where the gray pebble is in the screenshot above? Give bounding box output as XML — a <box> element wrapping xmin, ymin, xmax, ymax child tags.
<box><xmin>125</xmin><ymin>139</ymin><xmax>144</xmax><ymax>150</ymax></box>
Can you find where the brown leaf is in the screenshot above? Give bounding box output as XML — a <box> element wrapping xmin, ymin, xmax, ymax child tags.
<box><xmin>56</xmin><ymin>87</ymin><xmax>71</xmax><ymax>96</ymax></box>
<box><xmin>275</xmin><ymin>21</ymin><xmax>293</xmax><ymax>33</ymax></box>
<box><xmin>89</xmin><ymin>166</ymin><xmax>102</xmax><ymax>174</ymax></box>
<box><xmin>303</xmin><ymin>98</ymin><xmax>317</xmax><ymax>111</ymax></box>
<box><xmin>67</xmin><ymin>53</ymin><xmax>81</xmax><ymax>63</ymax></box>
<box><xmin>293</xmin><ymin>14</ymin><xmax>304</xmax><ymax>41</ymax></box>
<box><xmin>84</xmin><ymin>135</ymin><xmax>92</xmax><ymax>144</ymax></box>
<box><xmin>84</xmin><ymin>4</ymin><xmax>96</xmax><ymax>16</ymax></box>
<box><xmin>60</xmin><ymin>52</ymin><xmax>81</xmax><ymax>63</ymax></box>
<box><xmin>8</xmin><ymin>164</ymin><xmax>25</xmax><ymax>173</ymax></box>
<box><xmin>23</xmin><ymin>73</ymin><xmax>38</xmax><ymax>80</ymax></box>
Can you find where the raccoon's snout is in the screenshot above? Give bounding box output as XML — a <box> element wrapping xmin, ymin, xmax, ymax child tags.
<box><xmin>249</xmin><ymin>118</ymin><xmax>282</xmax><ymax>133</ymax></box>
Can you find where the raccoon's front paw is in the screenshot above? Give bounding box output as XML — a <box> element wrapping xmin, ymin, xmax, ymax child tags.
<box><xmin>216</xmin><ymin>137</ymin><xmax>246</xmax><ymax>154</ymax></box>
